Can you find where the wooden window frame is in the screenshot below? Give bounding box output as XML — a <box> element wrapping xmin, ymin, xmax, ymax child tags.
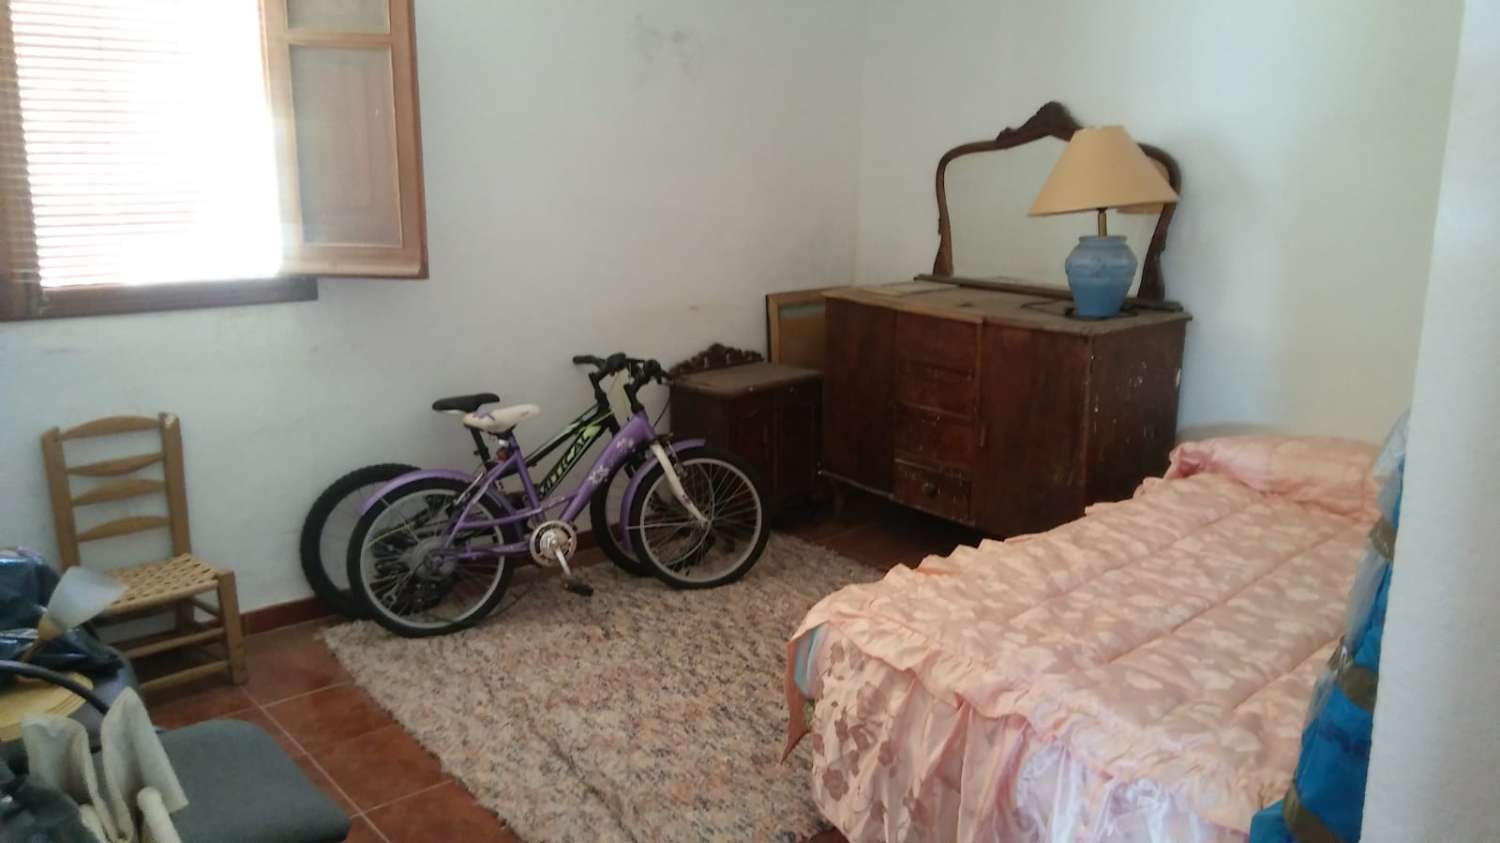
<box><xmin>261</xmin><ymin>0</ymin><xmax>428</xmax><ymax>279</ymax></box>
<box><xmin>0</xmin><ymin>0</ymin><xmax>426</xmax><ymax>323</ymax></box>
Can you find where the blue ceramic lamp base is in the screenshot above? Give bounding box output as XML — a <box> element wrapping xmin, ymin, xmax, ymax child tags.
<box><xmin>1064</xmin><ymin>235</ymin><xmax>1138</xmax><ymax>319</ymax></box>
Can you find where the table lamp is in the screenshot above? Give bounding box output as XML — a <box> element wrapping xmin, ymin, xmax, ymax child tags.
<box><xmin>1029</xmin><ymin>126</ymin><xmax>1178</xmax><ymax>318</ymax></box>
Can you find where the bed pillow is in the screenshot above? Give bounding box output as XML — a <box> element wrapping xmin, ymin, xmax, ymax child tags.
<box><xmin>1165</xmin><ymin>435</ymin><xmax>1380</xmax><ymax>520</ymax></box>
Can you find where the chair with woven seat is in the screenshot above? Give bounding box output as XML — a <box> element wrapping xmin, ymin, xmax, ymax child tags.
<box><xmin>41</xmin><ymin>413</ymin><xmax>246</xmax><ymax>693</ymax></box>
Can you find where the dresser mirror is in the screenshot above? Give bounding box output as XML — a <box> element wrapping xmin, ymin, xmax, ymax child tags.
<box><xmin>931</xmin><ymin>101</ymin><xmax>1180</xmax><ymax>302</ymax></box>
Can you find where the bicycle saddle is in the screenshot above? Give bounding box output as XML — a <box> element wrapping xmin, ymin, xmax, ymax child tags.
<box><xmin>431</xmin><ymin>392</ymin><xmax>499</xmax><ymax>414</ymax></box>
<box><xmin>462</xmin><ymin>404</ymin><xmax>541</xmax><ymax>435</ymax></box>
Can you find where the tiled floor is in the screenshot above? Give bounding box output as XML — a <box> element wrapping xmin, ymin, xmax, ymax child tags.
<box><xmin>142</xmin><ymin>492</ymin><xmax>978</xmax><ymax>842</ymax></box>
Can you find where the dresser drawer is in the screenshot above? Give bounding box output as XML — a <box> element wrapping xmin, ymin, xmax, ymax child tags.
<box><xmin>895</xmin><ymin>360</ymin><xmax>977</xmax><ymax>417</ymax></box>
<box><xmin>893</xmin><ymin>459</ymin><xmax>972</xmax><ymax>523</ymax></box>
<box><xmin>895</xmin><ymin>311</ymin><xmax>979</xmax><ymax>373</ymax></box>
<box><xmin>894</xmin><ymin>402</ymin><xmax>975</xmax><ymax>468</ymax></box>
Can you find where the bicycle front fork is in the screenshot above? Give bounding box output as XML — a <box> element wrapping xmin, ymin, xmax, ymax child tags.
<box><xmin>649</xmin><ymin>442</ymin><xmax>709</xmax><ymax>525</ymax></box>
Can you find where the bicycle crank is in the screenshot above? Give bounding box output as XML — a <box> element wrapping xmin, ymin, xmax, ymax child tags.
<box><xmin>527</xmin><ymin>520</ymin><xmax>593</xmax><ymax>597</ymax></box>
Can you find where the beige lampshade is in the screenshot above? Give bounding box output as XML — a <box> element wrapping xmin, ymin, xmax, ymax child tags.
<box><xmin>1029</xmin><ymin>126</ymin><xmax>1178</xmax><ymax>217</ymax></box>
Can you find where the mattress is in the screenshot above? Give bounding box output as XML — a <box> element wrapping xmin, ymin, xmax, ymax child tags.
<box><xmin>785</xmin><ymin>436</ymin><xmax>1380</xmax><ymax>842</ymax></box>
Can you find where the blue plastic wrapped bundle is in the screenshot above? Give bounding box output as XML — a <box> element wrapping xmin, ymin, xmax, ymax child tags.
<box><xmin>1249</xmin><ymin>415</ymin><xmax>1408</xmax><ymax>843</ymax></box>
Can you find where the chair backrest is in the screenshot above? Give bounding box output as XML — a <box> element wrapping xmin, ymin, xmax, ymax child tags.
<box><xmin>40</xmin><ymin>413</ymin><xmax>191</xmax><ymax>570</ymax></box>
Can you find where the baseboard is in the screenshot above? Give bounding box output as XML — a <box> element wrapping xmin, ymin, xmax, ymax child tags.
<box><xmin>243</xmin><ymin>596</ymin><xmax>334</xmax><ymax>635</ymax></box>
<box><xmin>244</xmin><ymin>528</ymin><xmax>604</xmax><ymax>635</ymax></box>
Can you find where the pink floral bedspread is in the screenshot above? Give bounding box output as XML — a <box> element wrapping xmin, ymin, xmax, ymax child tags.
<box><xmin>786</xmin><ymin>437</ymin><xmax>1379</xmax><ymax>842</ymax></box>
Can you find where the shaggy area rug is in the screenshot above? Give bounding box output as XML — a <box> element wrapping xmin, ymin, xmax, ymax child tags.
<box><xmin>322</xmin><ymin>533</ymin><xmax>878</xmax><ymax>842</ymax></box>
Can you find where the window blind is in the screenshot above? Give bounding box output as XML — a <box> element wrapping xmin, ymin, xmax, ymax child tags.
<box><xmin>6</xmin><ymin>0</ymin><xmax>282</xmax><ymax>288</ymax></box>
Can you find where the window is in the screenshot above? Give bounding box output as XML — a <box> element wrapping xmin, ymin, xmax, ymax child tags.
<box><xmin>0</xmin><ymin>0</ymin><xmax>426</xmax><ymax>321</ymax></box>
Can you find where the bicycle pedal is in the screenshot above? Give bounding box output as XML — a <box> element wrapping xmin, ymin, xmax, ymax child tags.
<box><xmin>562</xmin><ymin>577</ymin><xmax>594</xmax><ymax>597</ymax></box>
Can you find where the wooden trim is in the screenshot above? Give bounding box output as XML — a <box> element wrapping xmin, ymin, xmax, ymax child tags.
<box><xmin>75</xmin><ymin>515</ymin><xmax>171</xmax><ymax>543</ymax></box>
<box><xmin>67</xmin><ymin>452</ymin><xmax>164</xmax><ymax>477</ymax></box>
<box><xmin>190</xmin><ymin>597</ymin><xmax>221</xmax><ymax>619</ymax></box>
<box><xmin>40</xmin><ymin>429</ymin><xmax>81</xmax><ymax>569</ymax></box>
<box><xmin>930</xmin><ymin>101</ymin><xmax>1181</xmax><ymax>302</ymax></box>
<box><xmin>218</xmin><ymin>570</ymin><xmax>248</xmax><ymax>684</ymax></box>
<box><xmin>122</xmin><ymin>624</ymin><xmax>225</xmax><ymax>660</ymax></box>
<box><xmin>766</xmin><ymin>287</ymin><xmax>838</xmax><ymax>368</ymax></box>
<box><xmin>265</xmin><ymin>0</ymin><xmax>428</xmax><ymax>279</ymax></box>
<box><xmin>160</xmin><ymin>413</ymin><xmax>192</xmax><ymax>556</ymax></box>
<box><xmin>138</xmin><ymin>661</ymin><xmax>230</xmax><ymax>694</ymax></box>
<box><xmin>72</xmin><ymin>478</ymin><xmax>166</xmax><ymax>507</ymax></box>
<box><xmin>242</xmin><ymin>595</ymin><xmax>334</xmax><ymax>635</ymax></box>
<box><xmin>5</xmin><ymin>276</ymin><xmax>317</xmax><ymax>321</ymax></box>
<box><xmin>260</xmin><ymin>0</ymin><xmax>304</xmax><ymax>261</ymax></box>
<box><xmin>58</xmin><ymin>416</ymin><xmax>161</xmax><ymax>441</ymax></box>
<box><xmin>911</xmin><ymin>274</ymin><xmax>1185</xmax><ymax>313</ymax></box>
<box><xmin>0</xmin><ymin>1</ymin><xmax>38</xmax><ymax>322</ymax></box>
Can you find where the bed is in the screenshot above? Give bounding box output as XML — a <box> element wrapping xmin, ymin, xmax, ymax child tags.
<box><xmin>784</xmin><ymin>436</ymin><xmax>1381</xmax><ymax>842</ymax></box>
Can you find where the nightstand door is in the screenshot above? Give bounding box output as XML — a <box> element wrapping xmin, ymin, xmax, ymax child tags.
<box><xmin>728</xmin><ymin>391</ymin><xmax>776</xmax><ymax>497</ymax></box>
<box><xmin>774</xmin><ymin>380</ymin><xmax>820</xmax><ymax>506</ymax></box>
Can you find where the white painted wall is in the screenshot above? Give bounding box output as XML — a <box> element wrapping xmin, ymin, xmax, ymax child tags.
<box><xmin>1365</xmin><ymin>0</ymin><xmax>1500</xmax><ymax>838</ymax></box>
<box><xmin>852</xmin><ymin>0</ymin><xmax>1461</xmax><ymax>441</ymax></box>
<box><xmin>0</xmin><ymin>1</ymin><xmax>860</xmax><ymax>610</ymax></box>
<box><xmin>0</xmin><ymin>3</ymin><xmax>1472</xmax><ymax>613</ymax></box>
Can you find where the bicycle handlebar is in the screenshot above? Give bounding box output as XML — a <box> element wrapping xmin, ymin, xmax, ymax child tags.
<box><xmin>575</xmin><ymin>352</ymin><xmax>669</xmax><ymax>411</ymax></box>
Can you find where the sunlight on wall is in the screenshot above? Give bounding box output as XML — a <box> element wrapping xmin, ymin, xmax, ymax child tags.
<box><xmin>13</xmin><ymin>0</ymin><xmax>280</xmax><ymax>287</ymax></box>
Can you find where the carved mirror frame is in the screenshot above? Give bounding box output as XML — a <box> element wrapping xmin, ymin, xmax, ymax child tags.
<box><xmin>931</xmin><ymin>101</ymin><xmax>1181</xmax><ymax>302</ymax></box>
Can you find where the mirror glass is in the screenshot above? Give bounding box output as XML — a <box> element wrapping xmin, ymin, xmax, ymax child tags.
<box><xmin>945</xmin><ymin>137</ymin><xmax>1161</xmax><ymax>292</ymax></box>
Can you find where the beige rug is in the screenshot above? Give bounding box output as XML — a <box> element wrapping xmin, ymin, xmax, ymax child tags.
<box><xmin>322</xmin><ymin>533</ymin><xmax>878</xmax><ymax>842</ymax></box>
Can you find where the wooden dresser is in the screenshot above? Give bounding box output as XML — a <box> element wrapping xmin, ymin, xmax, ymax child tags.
<box><xmin>822</xmin><ymin>282</ymin><xmax>1189</xmax><ymax>537</ymax></box>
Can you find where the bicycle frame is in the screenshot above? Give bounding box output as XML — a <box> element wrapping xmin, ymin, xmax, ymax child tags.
<box><xmin>429</xmin><ymin>409</ymin><xmax>657</xmax><ymax>558</ymax></box>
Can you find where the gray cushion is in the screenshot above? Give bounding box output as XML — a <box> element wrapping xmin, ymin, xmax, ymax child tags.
<box><xmin>161</xmin><ymin>720</ymin><xmax>350</xmax><ymax>843</ymax></box>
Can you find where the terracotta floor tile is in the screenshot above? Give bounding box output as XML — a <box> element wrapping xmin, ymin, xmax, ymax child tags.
<box><xmin>291</xmin><ymin>753</ymin><xmax>355</xmax><ymax>816</ymax></box>
<box><xmin>343</xmin><ymin>816</ymin><xmax>388</xmax><ymax>843</ymax></box>
<box><xmin>243</xmin><ymin>623</ymin><xmax>351</xmax><ymax>704</ymax></box>
<box><xmin>313</xmin><ymin>724</ymin><xmax>447</xmax><ymax>811</ymax></box>
<box><xmin>264</xmin><ymin>684</ymin><xmax>395</xmax><ymax>753</ymax></box>
<box><xmin>147</xmin><ymin>682</ymin><xmax>255</xmax><ymax>729</ymax></box>
<box><xmin>366</xmin><ymin>781</ymin><xmax>517</xmax><ymax>843</ymax></box>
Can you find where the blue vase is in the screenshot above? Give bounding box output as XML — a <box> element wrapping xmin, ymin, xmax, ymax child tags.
<box><xmin>1064</xmin><ymin>235</ymin><xmax>1137</xmax><ymax>319</ymax></box>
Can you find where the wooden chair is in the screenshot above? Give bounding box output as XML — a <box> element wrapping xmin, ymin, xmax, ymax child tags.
<box><xmin>40</xmin><ymin>413</ymin><xmax>247</xmax><ymax>693</ymax></box>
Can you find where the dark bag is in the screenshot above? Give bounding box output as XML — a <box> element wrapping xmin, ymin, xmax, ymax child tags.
<box><xmin>0</xmin><ymin>548</ymin><xmax>121</xmax><ymax>686</ymax></box>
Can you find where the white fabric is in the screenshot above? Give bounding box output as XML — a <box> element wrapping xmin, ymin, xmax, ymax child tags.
<box><xmin>100</xmin><ymin>689</ymin><xmax>188</xmax><ymax>835</ymax></box>
<box><xmin>21</xmin><ymin>688</ymin><xmax>185</xmax><ymax>843</ymax></box>
<box><xmin>21</xmin><ymin>714</ymin><xmax>121</xmax><ymax>842</ymax></box>
<box><xmin>137</xmin><ymin>787</ymin><xmax>183</xmax><ymax>843</ymax></box>
<box><xmin>463</xmin><ymin>403</ymin><xmax>541</xmax><ymax>433</ymax></box>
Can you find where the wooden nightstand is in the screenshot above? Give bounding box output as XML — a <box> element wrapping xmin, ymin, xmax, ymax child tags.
<box><xmin>670</xmin><ymin>362</ymin><xmax>822</xmax><ymax>515</ymax></box>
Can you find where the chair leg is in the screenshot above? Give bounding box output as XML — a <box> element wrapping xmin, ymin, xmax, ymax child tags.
<box><xmin>174</xmin><ymin>600</ymin><xmax>196</xmax><ymax>632</ymax></box>
<box><xmin>217</xmin><ymin>570</ymin><xmax>248</xmax><ymax>685</ymax></box>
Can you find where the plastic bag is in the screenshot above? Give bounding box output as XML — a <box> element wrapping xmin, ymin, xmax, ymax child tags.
<box><xmin>0</xmin><ymin>548</ymin><xmax>121</xmax><ymax>686</ymax></box>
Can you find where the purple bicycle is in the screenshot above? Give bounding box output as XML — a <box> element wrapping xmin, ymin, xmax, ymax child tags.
<box><xmin>345</xmin><ymin>353</ymin><xmax>770</xmax><ymax>637</ymax></box>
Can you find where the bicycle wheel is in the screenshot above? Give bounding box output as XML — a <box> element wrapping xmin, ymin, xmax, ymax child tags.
<box><xmin>347</xmin><ymin>477</ymin><xmax>517</xmax><ymax>637</ymax></box>
<box><xmin>626</xmin><ymin>445</ymin><xmax>769</xmax><ymax>589</ymax></box>
<box><xmin>589</xmin><ymin>453</ymin><xmax>651</xmax><ymax>576</ymax></box>
<box><xmin>300</xmin><ymin>463</ymin><xmax>418</xmax><ymax>619</ymax></box>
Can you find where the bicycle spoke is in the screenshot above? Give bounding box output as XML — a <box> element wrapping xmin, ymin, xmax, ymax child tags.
<box><xmin>358</xmin><ymin>484</ymin><xmax>510</xmax><ymax>631</ymax></box>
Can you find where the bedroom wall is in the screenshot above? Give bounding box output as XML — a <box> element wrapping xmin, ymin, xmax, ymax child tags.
<box><xmin>1365</xmin><ymin>0</ymin><xmax>1500</xmax><ymax>838</ymax></box>
<box><xmin>852</xmin><ymin>0</ymin><xmax>1463</xmax><ymax>441</ymax></box>
<box><xmin>0</xmin><ymin>1</ymin><xmax>861</xmax><ymax>610</ymax></box>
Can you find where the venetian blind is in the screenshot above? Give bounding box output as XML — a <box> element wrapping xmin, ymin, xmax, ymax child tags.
<box><xmin>5</xmin><ymin>0</ymin><xmax>282</xmax><ymax>288</ymax></box>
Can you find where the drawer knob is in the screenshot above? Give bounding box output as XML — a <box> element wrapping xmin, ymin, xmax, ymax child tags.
<box><xmin>921</xmin><ymin>481</ymin><xmax>937</xmax><ymax>497</ymax></box>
